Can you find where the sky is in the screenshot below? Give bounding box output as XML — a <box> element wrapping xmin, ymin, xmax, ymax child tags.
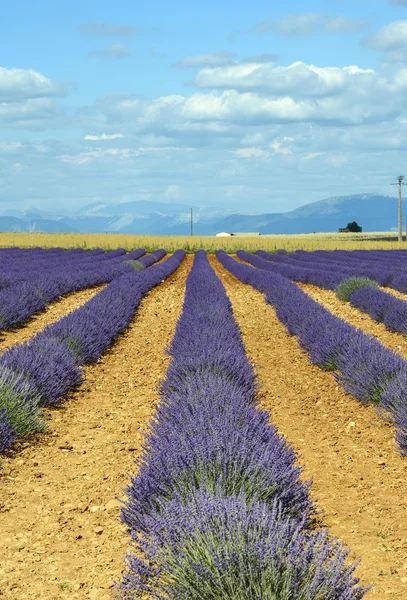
<box><xmin>1</xmin><ymin>0</ymin><xmax>407</xmax><ymax>215</ymax></box>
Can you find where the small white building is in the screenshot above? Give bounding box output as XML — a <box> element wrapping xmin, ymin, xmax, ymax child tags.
<box><xmin>216</xmin><ymin>231</ymin><xmax>234</xmax><ymax>237</ymax></box>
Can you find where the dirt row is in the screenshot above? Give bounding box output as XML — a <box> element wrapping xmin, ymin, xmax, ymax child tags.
<box><xmin>0</xmin><ymin>285</ymin><xmax>107</xmax><ymax>353</ymax></box>
<box><xmin>1</xmin><ymin>254</ymin><xmax>407</xmax><ymax>599</ymax></box>
<box><xmin>210</xmin><ymin>256</ymin><xmax>407</xmax><ymax>599</ymax></box>
<box><xmin>297</xmin><ymin>282</ymin><xmax>407</xmax><ymax>359</ymax></box>
<box><xmin>0</xmin><ymin>256</ymin><xmax>191</xmax><ymax>600</ymax></box>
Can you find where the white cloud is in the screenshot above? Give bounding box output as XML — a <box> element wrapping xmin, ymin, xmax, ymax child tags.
<box><xmin>192</xmin><ymin>61</ymin><xmax>376</xmax><ymax>98</ymax></box>
<box><xmin>0</xmin><ymin>98</ymin><xmax>62</xmax><ymax>129</ymax></box>
<box><xmin>0</xmin><ymin>142</ymin><xmax>23</xmax><ymax>153</ymax></box>
<box><xmin>363</xmin><ymin>20</ymin><xmax>407</xmax><ymax>50</ymax></box>
<box><xmin>301</xmin><ymin>152</ymin><xmax>325</xmax><ymax>161</ymax></box>
<box><xmin>58</xmin><ymin>147</ymin><xmax>131</xmax><ymax>165</ymax></box>
<box><xmin>232</xmin><ymin>147</ymin><xmax>269</xmax><ymax>159</ymax></box>
<box><xmin>0</xmin><ymin>67</ymin><xmax>66</xmax><ymax>102</ymax></box>
<box><xmin>164</xmin><ymin>184</ymin><xmax>181</xmax><ymax>198</ymax></box>
<box><xmin>89</xmin><ymin>43</ymin><xmax>131</xmax><ymax>59</ymax></box>
<box><xmin>57</xmin><ymin>144</ymin><xmax>194</xmax><ymax>167</ymax></box>
<box><xmin>79</xmin><ymin>61</ymin><xmax>407</xmax><ymax>156</ymax></box>
<box><xmin>173</xmin><ymin>51</ymin><xmax>236</xmax><ymax>68</ymax></box>
<box><xmin>84</xmin><ymin>133</ymin><xmax>125</xmax><ymax>140</ymax></box>
<box><xmin>11</xmin><ymin>162</ymin><xmax>27</xmax><ymax>172</ymax></box>
<box><xmin>181</xmin><ymin>89</ymin><xmax>397</xmax><ymax>126</ymax></box>
<box><xmin>270</xmin><ymin>137</ymin><xmax>294</xmax><ymax>155</ymax></box>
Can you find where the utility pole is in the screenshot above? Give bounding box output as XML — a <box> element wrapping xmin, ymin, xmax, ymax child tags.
<box><xmin>391</xmin><ymin>176</ymin><xmax>405</xmax><ymax>242</ymax></box>
<box><xmin>391</xmin><ymin>175</ymin><xmax>407</xmax><ymax>242</ymax></box>
<box><xmin>190</xmin><ymin>207</ymin><xmax>193</xmax><ymax>237</ymax></box>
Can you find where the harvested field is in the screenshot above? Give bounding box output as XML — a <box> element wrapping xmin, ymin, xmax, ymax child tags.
<box><xmin>0</xmin><ymin>256</ymin><xmax>191</xmax><ymax>600</ymax></box>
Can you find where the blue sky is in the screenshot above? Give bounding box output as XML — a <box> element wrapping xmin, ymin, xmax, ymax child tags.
<box><xmin>1</xmin><ymin>0</ymin><xmax>407</xmax><ymax>215</ymax></box>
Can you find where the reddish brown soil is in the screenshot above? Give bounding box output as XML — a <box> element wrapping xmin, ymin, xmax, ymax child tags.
<box><xmin>0</xmin><ymin>256</ymin><xmax>192</xmax><ymax>600</ymax></box>
<box><xmin>210</xmin><ymin>256</ymin><xmax>407</xmax><ymax>599</ymax></box>
<box><xmin>297</xmin><ymin>282</ymin><xmax>407</xmax><ymax>359</ymax></box>
<box><xmin>0</xmin><ymin>285</ymin><xmax>106</xmax><ymax>353</ymax></box>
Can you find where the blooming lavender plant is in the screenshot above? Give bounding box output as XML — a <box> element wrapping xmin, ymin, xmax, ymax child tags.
<box><xmin>120</xmin><ymin>491</ymin><xmax>369</xmax><ymax>600</ymax></box>
<box><xmin>119</xmin><ymin>250</ymin><xmax>369</xmax><ymax>599</ymax></box>
<box><xmin>0</xmin><ymin>250</ymin><xmax>185</xmax><ymax>454</ymax></box>
<box><xmin>0</xmin><ymin>247</ymin><xmax>148</xmax><ymax>330</ymax></box>
<box><xmin>349</xmin><ymin>286</ymin><xmax>407</xmax><ymax>335</ymax></box>
<box><xmin>0</xmin><ymin>408</ymin><xmax>17</xmax><ymax>452</ymax></box>
<box><xmin>217</xmin><ymin>250</ymin><xmax>407</xmax><ymax>454</ymax></box>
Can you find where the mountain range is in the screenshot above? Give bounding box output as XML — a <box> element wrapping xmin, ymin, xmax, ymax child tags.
<box><xmin>0</xmin><ymin>193</ymin><xmax>402</xmax><ymax>235</ymax></box>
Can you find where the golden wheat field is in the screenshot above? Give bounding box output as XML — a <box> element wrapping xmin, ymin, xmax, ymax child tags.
<box><xmin>0</xmin><ymin>230</ymin><xmax>404</xmax><ymax>252</ymax></box>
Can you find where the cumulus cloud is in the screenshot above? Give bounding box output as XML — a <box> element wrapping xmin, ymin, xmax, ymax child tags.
<box><xmin>88</xmin><ymin>43</ymin><xmax>131</xmax><ymax>59</ymax></box>
<box><xmin>193</xmin><ymin>62</ymin><xmax>377</xmax><ymax>95</ymax></box>
<box><xmin>84</xmin><ymin>133</ymin><xmax>125</xmax><ymax>140</ymax></box>
<box><xmin>77</xmin><ymin>21</ymin><xmax>139</xmax><ymax>36</ymax></box>
<box><xmin>91</xmin><ymin>72</ymin><xmax>404</xmax><ymax>137</ymax></box>
<box><xmin>0</xmin><ymin>67</ymin><xmax>66</xmax><ymax>102</ymax></box>
<box><xmin>0</xmin><ymin>98</ymin><xmax>62</xmax><ymax>129</ymax></box>
<box><xmin>173</xmin><ymin>51</ymin><xmax>236</xmax><ymax>68</ymax></box>
<box><xmin>250</xmin><ymin>13</ymin><xmax>366</xmax><ymax>36</ymax></box>
<box><xmin>363</xmin><ymin>20</ymin><xmax>407</xmax><ymax>50</ymax></box>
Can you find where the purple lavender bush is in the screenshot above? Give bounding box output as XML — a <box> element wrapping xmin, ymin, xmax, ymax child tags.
<box><xmin>120</xmin><ymin>491</ymin><xmax>369</xmax><ymax>600</ymax></box>
<box><xmin>0</xmin><ymin>408</ymin><xmax>17</xmax><ymax>453</ymax></box>
<box><xmin>0</xmin><ymin>366</ymin><xmax>45</xmax><ymax>439</ymax></box>
<box><xmin>349</xmin><ymin>286</ymin><xmax>407</xmax><ymax>335</ymax></box>
<box><xmin>119</xmin><ymin>250</ymin><xmax>369</xmax><ymax>599</ymax></box>
<box><xmin>217</xmin><ymin>250</ymin><xmax>407</xmax><ymax>454</ymax></box>
<box><xmin>0</xmin><ymin>251</ymin><xmax>185</xmax><ymax>454</ymax></box>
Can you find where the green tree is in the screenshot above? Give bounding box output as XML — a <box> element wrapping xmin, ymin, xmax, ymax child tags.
<box><xmin>346</xmin><ymin>221</ymin><xmax>362</xmax><ymax>232</ymax></box>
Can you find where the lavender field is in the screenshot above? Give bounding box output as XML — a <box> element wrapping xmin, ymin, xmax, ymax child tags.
<box><xmin>2</xmin><ymin>246</ymin><xmax>407</xmax><ymax>598</ymax></box>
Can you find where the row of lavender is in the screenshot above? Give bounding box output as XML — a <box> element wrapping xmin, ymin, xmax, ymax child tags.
<box><xmin>0</xmin><ymin>247</ymin><xmax>125</xmax><ymax>286</ymax></box>
<box><xmin>254</xmin><ymin>249</ymin><xmax>407</xmax><ymax>340</ymax></box>
<box><xmin>0</xmin><ymin>251</ymin><xmax>185</xmax><ymax>454</ymax></box>
<box><xmin>255</xmin><ymin>249</ymin><xmax>407</xmax><ymax>292</ymax></box>
<box><xmin>0</xmin><ymin>248</ymin><xmax>168</xmax><ymax>332</ymax></box>
<box><xmin>119</xmin><ymin>250</ymin><xmax>368</xmax><ymax>599</ymax></box>
<box><xmin>219</xmin><ymin>251</ymin><xmax>407</xmax><ymax>455</ymax></box>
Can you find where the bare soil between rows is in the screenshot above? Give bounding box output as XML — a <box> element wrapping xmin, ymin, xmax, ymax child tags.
<box><xmin>0</xmin><ymin>256</ymin><xmax>192</xmax><ymax>600</ymax></box>
<box><xmin>297</xmin><ymin>282</ymin><xmax>407</xmax><ymax>360</ymax></box>
<box><xmin>2</xmin><ymin>254</ymin><xmax>407</xmax><ymax>599</ymax></box>
<box><xmin>210</xmin><ymin>256</ymin><xmax>407</xmax><ymax>599</ymax></box>
<box><xmin>0</xmin><ymin>285</ymin><xmax>107</xmax><ymax>353</ymax></box>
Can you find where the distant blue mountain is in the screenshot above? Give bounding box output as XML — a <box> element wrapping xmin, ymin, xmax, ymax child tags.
<box><xmin>0</xmin><ymin>193</ymin><xmax>401</xmax><ymax>235</ymax></box>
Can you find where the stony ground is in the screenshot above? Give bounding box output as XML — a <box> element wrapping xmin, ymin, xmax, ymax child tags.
<box><xmin>1</xmin><ymin>254</ymin><xmax>407</xmax><ymax>598</ymax></box>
